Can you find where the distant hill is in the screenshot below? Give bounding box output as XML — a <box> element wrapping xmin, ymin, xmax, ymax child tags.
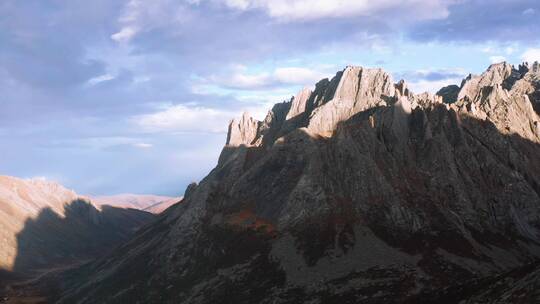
<box><xmin>90</xmin><ymin>194</ymin><xmax>181</xmax><ymax>214</ymax></box>
<box><xmin>0</xmin><ymin>176</ymin><xmax>155</xmax><ymax>274</ymax></box>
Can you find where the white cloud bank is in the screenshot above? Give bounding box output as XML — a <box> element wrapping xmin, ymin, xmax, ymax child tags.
<box><xmin>133</xmin><ymin>98</ymin><xmax>279</xmax><ymax>133</ymax></box>
<box><xmin>206</xmin><ymin>65</ymin><xmax>330</xmax><ymax>90</ymax></box>
<box><xmin>134</xmin><ymin>104</ymin><xmax>235</xmax><ymax>133</ymax></box>
<box><xmin>111</xmin><ymin>26</ymin><xmax>138</xmax><ymax>43</ymax></box>
<box><xmin>407</xmin><ymin>78</ymin><xmax>462</xmax><ymax>95</ymax></box>
<box><xmin>210</xmin><ymin>0</ymin><xmax>453</xmax><ymax>21</ymax></box>
<box><xmin>489</xmin><ymin>55</ymin><xmax>507</xmax><ymax>64</ymax></box>
<box><xmin>522</xmin><ymin>48</ymin><xmax>540</xmax><ymax>63</ymax></box>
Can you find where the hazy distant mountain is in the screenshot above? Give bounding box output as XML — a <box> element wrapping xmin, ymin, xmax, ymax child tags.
<box><xmin>36</xmin><ymin>62</ymin><xmax>540</xmax><ymax>303</ymax></box>
<box><xmin>142</xmin><ymin>197</ymin><xmax>182</xmax><ymax>214</ymax></box>
<box><xmin>0</xmin><ymin>176</ymin><xmax>155</xmax><ymax>274</ymax></box>
<box><xmin>91</xmin><ymin>194</ymin><xmax>181</xmax><ymax>214</ymax></box>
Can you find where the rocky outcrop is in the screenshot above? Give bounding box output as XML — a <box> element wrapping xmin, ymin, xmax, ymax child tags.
<box><xmin>49</xmin><ymin>63</ymin><xmax>540</xmax><ymax>304</ymax></box>
<box><xmin>452</xmin><ymin>62</ymin><xmax>540</xmax><ymax>143</ymax></box>
<box><xmin>307</xmin><ymin>66</ymin><xmax>394</xmax><ymax>135</ymax></box>
<box><xmin>285</xmin><ymin>87</ymin><xmax>312</xmax><ymax>120</ymax></box>
<box><xmin>458</xmin><ymin>62</ymin><xmax>514</xmax><ymax>101</ymax></box>
<box><xmin>436</xmin><ymin>84</ymin><xmax>460</xmax><ymax>103</ymax></box>
<box><xmin>226</xmin><ymin>112</ymin><xmax>260</xmax><ymax>147</ymax></box>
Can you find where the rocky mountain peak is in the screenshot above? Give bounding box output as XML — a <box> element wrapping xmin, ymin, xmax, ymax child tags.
<box><xmin>225</xmin><ymin>63</ymin><xmax>540</xmax><ymax>152</ymax></box>
<box><xmin>450</xmin><ymin>62</ymin><xmax>540</xmax><ymax>142</ymax></box>
<box><xmin>395</xmin><ymin>79</ymin><xmax>411</xmax><ymax>98</ymax></box>
<box><xmin>285</xmin><ymin>87</ymin><xmax>312</xmax><ymax>120</ymax></box>
<box><xmin>225</xmin><ymin>111</ymin><xmax>260</xmax><ymax>147</ymax></box>
<box><xmin>47</xmin><ymin>63</ymin><xmax>540</xmax><ymax>303</ymax></box>
<box><xmin>457</xmin><ymin>62</ymin><xmax>513</xmax><ymax>101</ymax></box>
<box><xmin>223</xmin><ymin>66</ymin><xmax>400</xmax><ymax>148</ymax></box>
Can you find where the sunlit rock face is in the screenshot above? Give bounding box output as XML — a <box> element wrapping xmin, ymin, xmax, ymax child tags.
<box><xmin>55</xmin><ymin>63</ymin><xmax>540</xmax><ymax>303</ymax></box>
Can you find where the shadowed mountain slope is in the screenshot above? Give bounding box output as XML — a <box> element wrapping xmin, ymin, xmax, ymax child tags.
<box><xmin>13</xmin><ymin>199</ymin><xmax>154</xmax><ymax>274</ymax></box>
<box><xmin>0</xmin><ymin>177</ymin><xmax>155</xmax><ymax>276</ymax></box>
<box><xmin>48</xmin><ymin>62</ymin><xmax>540</xmax><ymax>303</ymax></box>
<box><xmin>0</xmin><ymin>176</ymin><xmax>81</xmax><ymax>271</ymax></box>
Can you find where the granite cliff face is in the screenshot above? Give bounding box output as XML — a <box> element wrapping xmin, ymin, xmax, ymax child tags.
<box><xmin>53</xmin><ymin>62</ymin><xmax>540</xmax><ymax>303</ymax></box>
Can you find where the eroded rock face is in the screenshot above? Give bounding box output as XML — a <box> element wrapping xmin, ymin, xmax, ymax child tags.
<box><xmin>458</xmin><ymin>62</ymin><xmax>514</xmax><ymax>101</ymax></box>
<box><xmin>452</xmin><ymin>62</ymin><xmax>540</xmax><ymax>143</ymax></box>
<box><xmin>285</xmin><ymin>87</ymin><xmax>312</xmax><ymax>120</ymax></box>
<box><xmin>54</xmin><ymin>63</ymin><xmax>540</xmax><ymax>304</ymax></box>
<box><xmin>226</xmin><ymin>112</ymin><xmax>260</xmax><ymax>147</ymax></box>
<box><xmin>436</xmin><ymin>84</ymin><xmax>460</xmax><ymax>103</ymax></box>
<box><xmin>307</xmin><ymin>66</ymin><xmax>395</xmax><ymax>135</ymax></box>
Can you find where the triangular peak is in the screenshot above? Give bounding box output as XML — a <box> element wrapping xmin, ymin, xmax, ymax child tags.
<box><xmin>286</xmin><ymin>87</ymin><xmax>313</xmax><ymax>120</ymax></box>
<box><xmin>225</xmin><ymin>112</ymin><xmax>260</xmax><ymax>147</ymax></box>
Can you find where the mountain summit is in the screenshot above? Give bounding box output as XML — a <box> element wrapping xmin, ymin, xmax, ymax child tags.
<box><xmin>49</xmin><ymin>62</ymin><xmax>540</xmax><ymax>303</ymax></box>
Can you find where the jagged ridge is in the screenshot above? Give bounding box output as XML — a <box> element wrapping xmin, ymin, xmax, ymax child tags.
<box><xmin>48</xmin><ymin>62</ymin><xmax>540</xmax><ymax>304</ymax></box>
<box><xmin>226</xmin><ymin>62</ymin><xmax>539</xmax><ymax>151</ymax></box>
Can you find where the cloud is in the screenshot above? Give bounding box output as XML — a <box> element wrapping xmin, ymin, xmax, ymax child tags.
<box><xmin>133</xmin><ymin>142</ymin><xmax>153</xmax><ymax>148</ymax></box>
<box><xmin>522</xmin><ymin>48</ymin><xmax>540</xmax><ymax>63</ymax></box>
<box><xmin>395</xmin><ymin>68</ymin><xmax>466</xmax><ymax>94</ymax></box>
<box><xmin>505</xmin><ymin>47</ymin><xmax>515</xmax><ymax>55</ymax></box>
<box><xmin>133</xmin><ymin>104</ymin><xmax>237</xmax><ymax>133</ymax></box>
<box><xmin>204</xmin><ymin>65</ymin><xmax>329</xmax><ymax>90</ymax></box>
<box><xmin>3</xmin><ymin>0</ymin><xmax>540</xmax><ymax>197</ymax></box>
<box><xmin>87</xmin><ymin>74</ymin><xmax>115</xmax><ymax>86</ymax></box>
<box><xmin>273</xmin><ymin>67</ymin><xmax>328</xmax><ymax>84</ymax></box>
<box><xmin>111</xmin><ymin>0</ymin><xmax>194</xmax><ymax>44</ymax></box>
<box><xmin>407</xmin><ymin>78</ymin><xmax>462</xmax><ymax>94</ymax></box>
<box><xmin>395</xmin><ymin>68</ymin><xmax>467</xmax><ymax>82</ymax></box>
<box><xmin>409</xmin><ymin>0</ymin><xmax>540</xmax><ymax>42</ymax></box>
<box><xmin>111</xmin><ymin>26</ymin><xmax>138</xmax><ymax>43</ymax></box>
<box><xmin>210</xmin><ymin>0</ymin><xmax>452</xmax><ymax>21</ymax></box>
<box><xmin>0</xmin><ymin>0</ymin><xmax>117</xmax><ymax>89</ymax></box>
<box><xmin>489</xmin><ymin>55</ymin><xmax>506</xmax><ymax>64</ymax></box>
<box><xmin>108</xmin><ymin>0</ymin><xmax>398</xmax><ymax>72</ymax></box>
<box><xmin>522</xmin><ymin>8</ymin><xmax>536</xmax><ymax>15</ymax></box>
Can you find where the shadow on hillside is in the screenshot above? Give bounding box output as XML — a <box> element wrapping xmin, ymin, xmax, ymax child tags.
<box><xmin>6</xmin><ymin>199</ymin><xmax>154</xmax><ymax>278</ymax></box>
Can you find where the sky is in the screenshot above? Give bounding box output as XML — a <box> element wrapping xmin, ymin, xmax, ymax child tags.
<box><xmin>0</xmin><ymin>0</ymin><xmax>539</xmax><ymax>196</ymax></box>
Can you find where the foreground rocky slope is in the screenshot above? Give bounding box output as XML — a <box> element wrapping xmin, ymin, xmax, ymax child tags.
<box><xmin>0</xmin><ymin>176</ymin><xmax>155</xmax><ymax>274</ymax></box>
<box><xmin>53</xmin><ymin>62</ymin><xmax>540</xmax><ymax>303</ymax></box>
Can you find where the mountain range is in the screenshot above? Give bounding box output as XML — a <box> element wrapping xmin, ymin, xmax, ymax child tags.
<box><xmin>0</xmin><ymin>176</ymin><xmax>180</xmax><ymax>280</ymax></box>
<box><xmin>4</xmin><ymin>61</ymin><xmax>540</xmax><ymax>303</ymax></box>
<box><xmin>90</xmin><ymin>194</ymin><xmax>181</xmax><ymax>214</ymax></box>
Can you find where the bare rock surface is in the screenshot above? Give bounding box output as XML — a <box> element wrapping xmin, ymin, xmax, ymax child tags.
<box><xmin>49</xmin><ymin>63</ymin><xmax>540</xmax><ymax>303</ymax></box>
<box><xmin>226</xmin><ymin>112</ymin><xmax>260</xmax><ymax>147</ymax></box>
<box><xmin>285</xmin><ymin>87</ymin><xmax>312</xmax><ymax>120</ymax></box>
